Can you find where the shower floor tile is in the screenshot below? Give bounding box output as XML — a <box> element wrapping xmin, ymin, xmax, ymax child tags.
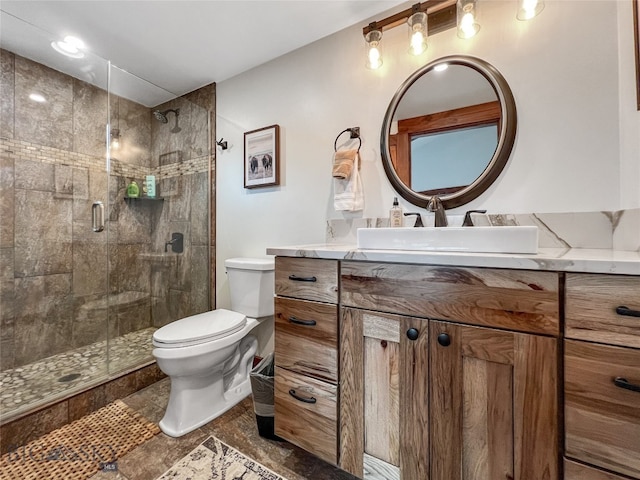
<box><xmin>0</xmin><ymin>328</ymin><xmax>156</xmax><ymax>422</ymax></box>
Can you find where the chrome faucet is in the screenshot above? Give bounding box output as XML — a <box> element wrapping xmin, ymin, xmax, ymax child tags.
<box><xmin>426</xmin><ymin>196</ymin><xmax>448</xmax><ymax>227</ymax></box>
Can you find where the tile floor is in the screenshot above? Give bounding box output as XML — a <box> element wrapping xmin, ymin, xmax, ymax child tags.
<box><xmin>89</xmin><ymin>377</ymin><xmax>357</xmax><ymax>480</ymax></box>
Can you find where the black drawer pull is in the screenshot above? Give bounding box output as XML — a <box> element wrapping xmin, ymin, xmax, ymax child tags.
<box><xmin>613</xmin><ymin>377</ymin><xmax>640</xmax><ymax>393</ymax></box>
<box><xmin>289</xmin><ymin>389</ymin><xmax>317</xmax><ymax>403</ymax></box>
<box><xmin>616</xmin><ymin>306</ymin><xmax>640</xmax><ymax>318</ymax></box>
<box><xmin>288</xmin><ymin>275</ymin><xmax>317</xmax><ymax>282</ymax></box>
<box><xmin>288</xmin><ymin>316</ymin><xmax>317</xmax><ymax>327</ymax></box>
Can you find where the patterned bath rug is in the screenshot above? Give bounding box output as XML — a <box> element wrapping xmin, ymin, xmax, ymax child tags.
<box><xmin>156</xmin><ymin>436</ymin><xmax>286</xmax><ymax>480</ymax></box>
<box><xmin>0</xmin><ymin>399</ymin><xmax>160</xmax><ymax>480</ymax></box>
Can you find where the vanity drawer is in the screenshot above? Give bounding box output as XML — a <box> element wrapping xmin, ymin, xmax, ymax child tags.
<box><xmin>564</xmin><ymin>459</ymin><xmax>629</xmax><ymax>480</ymax></box>
<box><xmin>275</xmin><ymin>257</ymin><xmax>338</xmax><ymax>304</ymax></box>
<box><xmin>275</xmin><ymin>297</ymin><xmax>338</xmax><ymax>383</ymax></box>
<box><xmin>565</xmin><ymin>339</ymin><xmax>640</xmax><ymax>478</ymax></box>
<box><xmin>341</xmin><ymin>261</ymin><xmax>560</xmax><ymax>335</ymax></box>
<box><xmin>274</xmin><ymin>366</ymin><xmax>337</xmax><ymax>465</ymax></box>
<box><xmin>566</xmin><ymin>273</ymin><xmax>640</xmax><ymax>348</ymax></box>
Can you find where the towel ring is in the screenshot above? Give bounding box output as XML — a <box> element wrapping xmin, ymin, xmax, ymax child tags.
<box><xmin>334</xmin><ymin>127</ymin><xmax>361</xmax><ymax>152</ymax></box>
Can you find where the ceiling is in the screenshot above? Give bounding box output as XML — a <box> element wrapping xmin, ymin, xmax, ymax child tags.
<box><xmin>0</xmin><ymin>1</ymin><xmax>405</xmax><ymax>105</ymax></box>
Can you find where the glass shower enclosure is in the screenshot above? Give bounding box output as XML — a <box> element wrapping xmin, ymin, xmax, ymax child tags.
<box><xmin>0</xmin><ymin>11</ymin><xmax>211</xmax><ymax>423</ymax></box>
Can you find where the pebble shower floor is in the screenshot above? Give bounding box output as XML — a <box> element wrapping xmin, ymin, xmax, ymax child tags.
<box><xmin>0</xmin><ymin>328</ymin><xmax>156</xmax><ymax>422</ymax></box>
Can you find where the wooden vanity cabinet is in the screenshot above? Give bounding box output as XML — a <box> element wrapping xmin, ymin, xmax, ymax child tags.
<box><xmin>340</xmin><ymin>261</ymin><xmax>560</xmax><ymax>480</ymax></box>
<box><xmin>273</xmin><ymin>257</ymin><xmax>339</xmax><ymax>464</ymax></box>
<box><xmin>564</xmin><ymin>273</ymin><xmax>640</xmax><ymax>480</ymax></box>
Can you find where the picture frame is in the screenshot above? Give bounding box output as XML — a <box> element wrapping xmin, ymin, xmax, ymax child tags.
<box><xmin>635</xmin><ymin>0</ymin><xmax>640</xmax><ymax>110</ymax></box>
<box><xmin>244</xmin><ymin>124</ymin><xmax>280</xmax><ymax>189</ymax></box>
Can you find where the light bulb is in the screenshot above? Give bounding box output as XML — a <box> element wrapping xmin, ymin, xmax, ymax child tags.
<box><xmin>410</xmin><ymin>31</ymin><xmax>426</xmax><ymax>56</ymax></box>
<box><xmin>368</xmin><ymin>44</ymin><xmax>382</xmax><ymax>69</ymax></box>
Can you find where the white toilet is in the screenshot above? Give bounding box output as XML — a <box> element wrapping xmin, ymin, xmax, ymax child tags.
<box><xmin>152</xmin><ymin>257</ymin><xmax>274</xmax><ymax>437</ymax></box>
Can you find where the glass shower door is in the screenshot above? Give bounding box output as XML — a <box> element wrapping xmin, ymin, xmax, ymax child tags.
<box><xmin>0</xmin><ymin>11</ymin><xmax>111</xmax><ymax>421</ymax></box>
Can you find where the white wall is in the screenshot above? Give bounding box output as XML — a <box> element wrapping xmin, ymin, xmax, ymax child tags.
<box><xmin>618</xmin><ymin>0</ymin><xmax>640</xmax><ymax>208</ymax></box>
<box><xmin>215</xmin><ymin>1</ymin><xmax>639</xmax><ymax>319</ymax></box>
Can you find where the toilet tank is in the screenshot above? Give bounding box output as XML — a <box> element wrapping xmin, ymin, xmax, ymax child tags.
<box><xmin>225</xmin><ymin>257</ymin><xmax>275</xmax><ymax>318</ymax></box>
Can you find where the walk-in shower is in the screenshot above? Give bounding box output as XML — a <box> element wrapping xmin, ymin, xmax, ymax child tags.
<box><xmin>0</xmin><ymin>12</ymin><xmax>211</xmax><ymax>425</ymax></box>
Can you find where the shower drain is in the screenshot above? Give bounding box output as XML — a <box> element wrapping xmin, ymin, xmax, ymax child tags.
<box><xmin>58</xmin><ymin>373</ymin><xmax>81</xmax><ymax>382</ymax></box>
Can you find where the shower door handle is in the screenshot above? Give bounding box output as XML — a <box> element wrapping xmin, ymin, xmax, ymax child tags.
<box><xmin>92</xmin><ymin>201</ymin><xmax>104</xmax><ymax>232</ymax></box>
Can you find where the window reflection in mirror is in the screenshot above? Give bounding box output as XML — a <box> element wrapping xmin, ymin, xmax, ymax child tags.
<box><xmin>411</xmin><ymin>123</ymin><xmax>498</xmax><ymax>195</ymax></box>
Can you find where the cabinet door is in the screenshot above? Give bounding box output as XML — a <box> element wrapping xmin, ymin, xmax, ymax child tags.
<box><xmin>340</xmin><ymin>308</ymin><xmax>429</xmax><ymax>480</ymax></box>
<box><xmin>430</xmin><ymin>321</ymin><xmax>558</xmax><ymax>480</ymax></box>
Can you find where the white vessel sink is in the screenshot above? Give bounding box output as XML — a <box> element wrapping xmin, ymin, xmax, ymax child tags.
<box><xmin>357</xmin><ymin>226</ymin><xmax>538</xmax><ymax>254</ymax></box>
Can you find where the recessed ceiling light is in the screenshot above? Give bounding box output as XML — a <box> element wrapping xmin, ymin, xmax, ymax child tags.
<box><xmin>51</xmin><ymin>35</ymin><xmax>85</xmax><ymax>58</ymax></box>
<box><xmin>29</xmin><ymin>93</ymin><xmax>46</xmax><ymax>102</ymax></box>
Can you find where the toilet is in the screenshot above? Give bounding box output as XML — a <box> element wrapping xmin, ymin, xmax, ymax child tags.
<box><xmin>152</xmin><ymin>257</ymin><xmax>274</xmax><ymax>437</ymax></box>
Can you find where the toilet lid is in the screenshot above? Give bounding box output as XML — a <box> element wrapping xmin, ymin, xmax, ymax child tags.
<box><xmin>152</xmin><ymin>309</ymin><xmax>247</xmax><ymax>348</ymax></box>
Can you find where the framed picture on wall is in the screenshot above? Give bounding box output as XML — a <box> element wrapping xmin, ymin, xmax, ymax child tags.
<box><xmin>635</xmin><ymin>0</ymin><xmax>640</xmax><ymax>110</ymax></box>
<box><xmin>244</xmin><ymin>124</ymin><xmax>280</xmax><ymax>189</ymax></box>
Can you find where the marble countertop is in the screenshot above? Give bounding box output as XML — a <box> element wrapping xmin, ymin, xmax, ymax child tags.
<box><xmin>266</xmin><ymin>244</ymin><xmax>640</xmax><ymax>275</ymax></box>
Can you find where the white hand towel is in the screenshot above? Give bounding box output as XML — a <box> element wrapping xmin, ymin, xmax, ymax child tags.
<box><xmin>334</xmin><ymin>152</ymin><xmax>364</xmax><ymax>212</ymax></box>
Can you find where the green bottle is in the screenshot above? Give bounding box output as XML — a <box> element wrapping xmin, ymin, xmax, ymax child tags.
<box><xmin>127</xmin><ymin>181</ymin><xmax>139</xmax><ymax>198</ymax></box>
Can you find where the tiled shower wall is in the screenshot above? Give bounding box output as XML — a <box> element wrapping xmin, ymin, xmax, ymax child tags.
<box><xmin>0</xmin><ymin>48</ymin><xmax>213</xmax><ymax>372</ymax></box>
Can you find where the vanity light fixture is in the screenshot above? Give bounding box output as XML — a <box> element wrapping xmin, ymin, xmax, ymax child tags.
<box><xmin>457</xmin><ymin>0</ymin><xmax>480</xmax><ymax>39</ymax></box>
<box><xmin>516</xmin><ymin>0</ymin><xmax>544</xmax><ymax>20</ymax></box>
<box><xmin>365</xmin><ymin>23</ymin><xmax>384</xmax><ymax>69</ymax></box>
<box><xmin>408</xmin><ymin>8</ymin><xmax>428</xmax><ymax>55</ymax></box>
<box><xmin>363</xmin><ymin>1</ymin><xmax>457</xmax><ymax>69</ymax></box>
<box><xmin>51</xmin><ymin>35</ymin><xmax>85</xmax><ymax>58</ymax></box>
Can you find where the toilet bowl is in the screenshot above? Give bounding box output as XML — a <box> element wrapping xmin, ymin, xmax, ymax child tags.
<box><xmin>152</xmin><ymin>257</ymin><xmax>274</xmax><ymax>437</ymax></box>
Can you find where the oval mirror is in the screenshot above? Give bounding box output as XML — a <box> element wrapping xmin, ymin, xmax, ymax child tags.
<box><xmin>381</xmin><ymin>55</ymin><xmax>517</xmax><ymax>210</ymax></box>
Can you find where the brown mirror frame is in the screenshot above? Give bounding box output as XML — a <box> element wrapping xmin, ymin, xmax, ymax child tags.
<box><xmin>381</xmin><ymin>55</ymin><xmax>517</xmax><ymax>210</ymax></box>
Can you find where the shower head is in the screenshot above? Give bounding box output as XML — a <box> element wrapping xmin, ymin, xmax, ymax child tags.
<box><xmin>153</xmin><ymin>108</ymin><xmax>181</xmax><ymax>133</ymax></box>
<box><xmin>153</xmin><ymin>108</ymin><xmax>180</xmax><ymax>124</ymax></box>
<box><xmin>153</xmin><ymin>110</ymin><xmax>169</xmax><ymax>123</ymax></box>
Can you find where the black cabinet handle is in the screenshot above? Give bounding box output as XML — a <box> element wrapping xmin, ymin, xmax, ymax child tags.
<box><xmin>288</xmin><ymin>316</ymin><xmax>317</xmax><ymax>327</ymax></box>
<box><xmin>288</xmin><ymin>275</ymin><xmax>317</xmax><ymax>282</ymax></box>
<box><xmin>613</xmin><ymin>377</ymin><xmax>640</xmax><ymax>393</ymax></box>
<box><xmin>616</xmin><ymin>306</ymin><xmax>640</xmax><ymax>318</ymax></box>
<box><xmin>406</xmin><ymin>328</ymin><xmax>419</xmax><ymax>341</ymax></box>
<box><xmin>437</xmin><ymin>333</ymin><xmax>451</xmax><ymax>347</ymax></box>
<box><xmin>289</xmin><ymin>389</ymin><xmax>317</xmax><ymax>403</ymax></box>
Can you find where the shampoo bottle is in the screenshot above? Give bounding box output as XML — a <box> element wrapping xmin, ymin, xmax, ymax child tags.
<box><xmin>389</xmin><ymin>197</ymin><xmax>403</xmax><ymax>227</ymax></box>
<box><xmin>126</xmin><ymin>181</ymin><xmax>139</xmax><ymax>198</ymax></box>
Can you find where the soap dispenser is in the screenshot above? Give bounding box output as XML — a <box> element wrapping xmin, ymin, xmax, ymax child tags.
<box><xmin>389</xmin><ymin>197</ymin><xmax>403</xmax><ymax>227</ymax></box>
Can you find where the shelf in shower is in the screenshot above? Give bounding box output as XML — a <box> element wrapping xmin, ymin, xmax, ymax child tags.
<box><xmin>124</xmin><ymin>196</ymin><xmax>165</xmax><ymax>203</ymax></box>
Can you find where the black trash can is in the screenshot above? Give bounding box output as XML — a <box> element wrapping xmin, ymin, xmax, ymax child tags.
<box><xmin>249</xmin><ymin>353</ymin><xmax>280</xmax><ymax>440</ymax></box>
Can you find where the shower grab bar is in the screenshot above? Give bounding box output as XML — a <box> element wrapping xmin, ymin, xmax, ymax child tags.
<box><xmin>92</xmin><ymin>201</ymin><xmax>104</xmax><ymax>232</ymax></box>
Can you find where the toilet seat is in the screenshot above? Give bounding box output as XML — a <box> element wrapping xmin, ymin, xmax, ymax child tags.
<box><xmin>152</xmin><ymin>309</ymin><xmax>247</xmax><ymax>348</ymax></box>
